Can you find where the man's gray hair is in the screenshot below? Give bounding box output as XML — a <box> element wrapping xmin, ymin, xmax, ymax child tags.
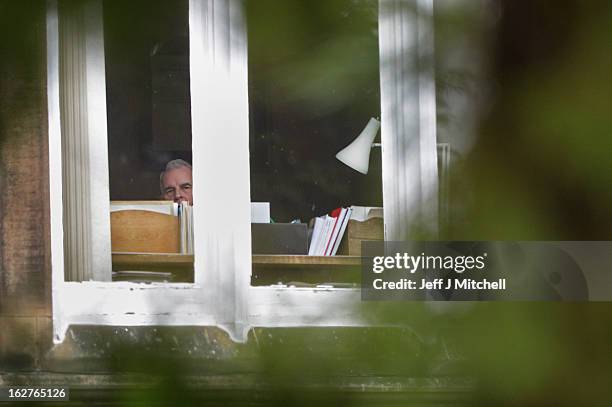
<box><xmin>160</xmin><ymin>159</ymin><xmax>192</xmax><ymax>195</ymax></box>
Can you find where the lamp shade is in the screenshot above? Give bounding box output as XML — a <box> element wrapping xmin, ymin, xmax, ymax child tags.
<box><xmin>335</xmin><ymin>117</ymin><xmax>381</xmax><ymax>174</ymax></box>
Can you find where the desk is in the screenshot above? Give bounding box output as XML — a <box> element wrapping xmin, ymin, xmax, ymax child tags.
<box><xmin>112</xmin><ymin>253</ymin><xmax>194</xmax><ymax>282</ymax></box>
<box><xmin>252</xmin><ymin>255</ymin><xmax>361</xmax><ymax>286</ymax></box>
<box><xmin>112</xmin><ymin>253</ymin><xmax>361</xmax><ymax>285</ymax></box>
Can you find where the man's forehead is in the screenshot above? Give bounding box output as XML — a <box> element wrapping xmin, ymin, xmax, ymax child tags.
<box><xmin>163</xmin><ymin>167</ymin><xmax>192</xmax><ymax>184</ymax></box>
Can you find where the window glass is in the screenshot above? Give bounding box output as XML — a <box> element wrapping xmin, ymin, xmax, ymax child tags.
<box><xmin>247</xmin><ymin>0</ymin><xmax>381</xmax><ymax>284</ymax></box>
<box><xmin>105</xmin><ymin>0</ymin><xmax>192</xmax><ymax>199</ymax></box>
<box><xmin>104</xmin><ymin>0</ymin><xmax>194</xmax><ymax>282</ymax></box>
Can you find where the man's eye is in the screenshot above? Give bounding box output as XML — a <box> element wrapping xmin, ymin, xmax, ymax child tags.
<box><xmin>183</xmin><ymin>184</ymin><xmax>192</xmax><ymax>190</ymax></box>
<box><xmin>165</xmin><ymin>189</ymin><xmax>174</xmax><ymax>194</ymax></box>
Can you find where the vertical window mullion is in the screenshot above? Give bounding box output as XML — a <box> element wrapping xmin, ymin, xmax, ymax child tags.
<box><xmin>379</xmin><ymin>0</ymin><xmax>438</xmax><ymax>239</ymax></box>
<box><xmin>189</xmin><ymin>0</ymin><xmax>252</xmax><ymax>342</ymax></box>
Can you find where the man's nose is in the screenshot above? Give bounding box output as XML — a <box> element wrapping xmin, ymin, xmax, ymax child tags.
<box><xmin>173</xmin><ymin>189</ymin><xmax>183</xmax><ymax>201</ymax></box>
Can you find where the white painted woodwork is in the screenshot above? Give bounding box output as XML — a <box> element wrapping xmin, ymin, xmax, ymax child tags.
<box><xmin>189</xmin><ymin>0</ymin><xmax>252</xmax><ymax>342</ymax></box>
<box><xmin>47</xmin><ymin>0</ymin><xmax>68</xmax><ymax>335</ymax></box>
<box><xmin>379</xmin><ymin>0</ymin><xmax>438</xmax><ymax>239</ymax></box>
<box><xmin>58</xmin><ymin>0</ymin><xmax>111</xmax><ymax>281</ymax></box>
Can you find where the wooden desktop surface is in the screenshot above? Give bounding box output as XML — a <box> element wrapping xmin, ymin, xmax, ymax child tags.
<box><xmin>112</xmin><ymin>253</ymin><xmax>362</xmax><ymax>285</ymax></box>
<box><xmin>113</xmin><ymin>253</ymin><xmax>361</xmax><ymax>267</ymax></box>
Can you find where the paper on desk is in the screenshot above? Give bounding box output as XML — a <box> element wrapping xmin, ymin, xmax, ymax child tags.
<box><xmin>110</xmin><ymin>201</ymin><xmax>178</xmax><ymax>216</ymax></box>
<box><xmin>350</xmin><ymin>206</ymin><xmax>383</xmax><ymax>222</ymax></box>
<box><xmin>251</xmin><ymin>202</ymin><xmax>270</xmax><ymax>223</ymax></box>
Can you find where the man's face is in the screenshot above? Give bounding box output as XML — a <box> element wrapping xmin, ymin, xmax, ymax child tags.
<box><xmin>161</xmin><ymin>166</ymin><xmax>193</xmax><ymax>205</ymax></box>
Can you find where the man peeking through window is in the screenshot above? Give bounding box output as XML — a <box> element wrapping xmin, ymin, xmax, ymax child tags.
<box><xmin>160</xmin><ymin>159</ymin><xmax>193</xmax><ymax>205</ymax></box>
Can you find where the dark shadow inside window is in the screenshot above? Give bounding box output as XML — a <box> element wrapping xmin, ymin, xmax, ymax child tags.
<box><xmin>104</xmin><ymin>0</ymin><xmax>191</xmax><ymax>200</ymax></box>
<box><xmin>247</xmin><ymin>0</ymin><xmax>382</xmax><ymax>223</ymax></box>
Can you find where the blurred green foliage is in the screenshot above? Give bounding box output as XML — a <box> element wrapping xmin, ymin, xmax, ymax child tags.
<box><xmin>453</xmin><ymin>1</ymin><xmax>612</xmax><ymax>240</ymax></box>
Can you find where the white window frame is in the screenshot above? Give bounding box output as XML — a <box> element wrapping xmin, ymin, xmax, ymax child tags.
<box><xmin>48</xmin><ymin>0</ymin><xmax>437</xmax><ymax>344</ymax></box>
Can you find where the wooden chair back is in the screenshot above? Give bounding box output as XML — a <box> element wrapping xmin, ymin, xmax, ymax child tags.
<box><xmin>111</xmin><ymin>210</ymin><xmax>180</xmax><ymax>253</ymax></box>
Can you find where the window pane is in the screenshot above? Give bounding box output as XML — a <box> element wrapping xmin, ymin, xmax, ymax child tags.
<box><xmin>104</xmin><ymin>0</ymin><xmax>194</xmax><ymax>282</ymax></box>
<box><xmin>247</xmin><ymin>0</ymin><xmax>381</xmax><ymax>284</ymax></box>
<box><xmin>105</xmin><ymin>0</ymin><xmax>191</xmax><ymax>199</ymax></box>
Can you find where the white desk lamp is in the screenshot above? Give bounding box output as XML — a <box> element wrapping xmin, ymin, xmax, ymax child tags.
<box><xmin>335</xmin><ymin>117</ymin><xmax>381</xmax><ymax>174</ymax></box>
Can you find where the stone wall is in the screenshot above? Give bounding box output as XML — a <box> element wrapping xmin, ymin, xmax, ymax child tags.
<box><xmin>0</xmin><ymin>0</ymin><xmax>53</xmax><ymax>370</ymax></box>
